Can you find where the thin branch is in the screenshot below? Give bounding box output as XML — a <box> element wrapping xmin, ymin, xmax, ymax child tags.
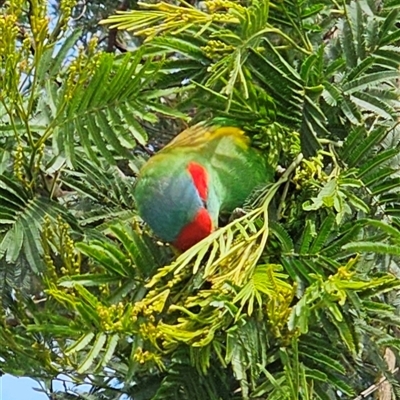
<box><xmin>352</xmin><ymin>367</ymin><xmax>399</xmax><ymax>400</ymax></box>
<box><xmin>378</xmin><ymin>348</ymin><xmax>396</xmax><ymax>400</ymax></box>
<box><xmin>72</xmin><ymin>0</ymin><xmax>87</xmax><ymax>21</ymax></box>
<box><xmin>106</xmin><ymin>0</ymin><xmax>136</xmax><ymax>53</ymax></box>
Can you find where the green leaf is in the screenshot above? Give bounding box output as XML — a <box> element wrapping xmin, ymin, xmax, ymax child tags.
<box><xmin>343</xmin><ymin>241</ymin><xmax>400</xmax><ymax>256</ymax></box>
<box><xmin>97</xmin><ymin>334</ymin><xmax>119</xmax><ymax>369</ymax></box>
<box><xmin>77</xmin><ymin>333</ymin><xmax>107</xmax><ymax>373</ymax></box>
<box><xmin>65</xmin><ymin>332</ymin><xmax>95</xmax><ymax>355</ymax></box>
<box><xmin>309</xmin><ymin>213</ymin><xmax>335</xmax><ymax>254</ymax></box>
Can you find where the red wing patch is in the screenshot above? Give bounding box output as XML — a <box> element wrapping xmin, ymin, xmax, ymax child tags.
<box><xmin>187</xmin><ymin>162</ymin><xmax>208</xmax><ymax>201</ymax></box>
<box><xmin>173</xmin><ymin>207</ymin><xmax>213</xmax><ymax>251</ymax></box>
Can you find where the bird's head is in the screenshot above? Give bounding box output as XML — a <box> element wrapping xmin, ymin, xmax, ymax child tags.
<box><xmin>134</xmin><ymin>157</ymin><xmax>216</xmax><ymax>251</ymax></box>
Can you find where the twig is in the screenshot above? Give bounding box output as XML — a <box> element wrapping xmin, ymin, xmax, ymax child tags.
<box><xmin>106</xmin><ymin>0</ymin><xmax>135</xmax><ymax>53</ymax></box>
<box><xmin>277</xmin><ymin>178</ymin><xmax>290</xmax><ymax>220</ymax></box>
<box><xmin>352</xmin><ymin>367</ymin><xmax>399</xmax><ymax>400</ymax></box>
<box><xmin>72</xmin><ymin>0</ymin><xmax>87</xmax><ymax>21</ymax></box>
<box><xmin>378</xmin><ymin>348</ymin><xmax>396</xmax><ymax>400</ymax></box>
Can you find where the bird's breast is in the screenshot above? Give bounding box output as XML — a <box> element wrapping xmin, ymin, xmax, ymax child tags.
<box><xmin>173</xmin><ymin>207</ymin><xmax>213</xmax><ymax>251</ymax></box>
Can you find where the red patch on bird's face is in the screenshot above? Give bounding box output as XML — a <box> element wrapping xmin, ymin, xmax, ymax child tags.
<box><xmin>173</xmin><ymin>207</ymin><xmax>213</xmax><ymax>251</ymax></box>
<box><xmin>187</xmin><ymin>162</ymin><xmax>208</xmax><ymax>201</ymax></box>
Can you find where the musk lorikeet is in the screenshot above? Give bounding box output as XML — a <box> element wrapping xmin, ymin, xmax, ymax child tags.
<box><xmin>134</xmin><ymin>124</ymin><xmax>273</xmax><ymax>251</ymax></box>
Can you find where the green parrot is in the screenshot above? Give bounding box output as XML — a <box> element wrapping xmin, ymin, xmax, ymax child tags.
<box><xmin>134</xmin><ymin>124</ymin><xmax>273</xmax><ymax>251</ymax></box>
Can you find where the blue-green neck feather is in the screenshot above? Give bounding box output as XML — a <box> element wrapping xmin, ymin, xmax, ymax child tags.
<box><xmin>136</xmin><ymin>171</ymin><xmax>204</xmax><ymax>242</ymax></box>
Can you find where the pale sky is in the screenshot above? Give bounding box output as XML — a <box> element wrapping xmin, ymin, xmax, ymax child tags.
<box><xmin>0</xmin><ymin>374</ymin><xmax>93</xmax><ymax>400</ymax></box>
<box><xmin>1</xmin><ymin>375</ymin><xmax>48</xmax><ymax>400</ymax></box>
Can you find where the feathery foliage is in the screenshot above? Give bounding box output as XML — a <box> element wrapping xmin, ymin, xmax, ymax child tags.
<box><xmin>2</xmin><ymin>0</ymin><xmax>400</xmax><ymax>399</ymax></box>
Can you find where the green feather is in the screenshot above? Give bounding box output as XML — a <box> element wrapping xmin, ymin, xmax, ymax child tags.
<box><xmin>134</xmin><ymin>124</ymin><xmax>274</xmax><ymax>247</ymax></box>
